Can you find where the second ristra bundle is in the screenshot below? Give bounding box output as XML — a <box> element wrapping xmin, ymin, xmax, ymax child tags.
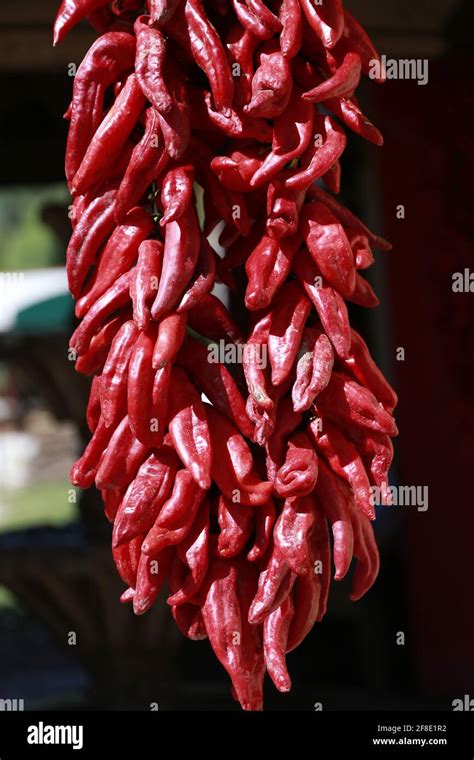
<box><xmin>57</xmin><ymin>0</ymin><xmax>398</xmax><ymax>709</ymax></box>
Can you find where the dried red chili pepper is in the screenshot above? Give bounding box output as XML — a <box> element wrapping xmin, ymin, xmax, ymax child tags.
<box><xmin>292</xmin><ymin>327</ymin><xmax>334</xmax><ymax>411</ymax></box>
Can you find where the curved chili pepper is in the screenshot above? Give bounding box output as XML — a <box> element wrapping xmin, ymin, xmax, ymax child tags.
<box><xmin>266</xmin><ymin>176</ymin><xmax>305</xmax><ymax>239</ymax></box>
<box><xmin>168</xmin><ymin>499</ymin><xmax>210</xmax><ymax>605</ymax></box>
<box><xmin>285</xmin><ymin>115</ymin><xmax>346</xmax><ymax>191</ymax></box>
<box><xmin>264</xmin><ymin>595</ymin><xmax>294</xmax><ymax>692</ymax></box>
<box><xmin>308</xmin><ymin>184</ymin><xmax>391</xmax><ymax>251</ymax></box>
<box><xmin>187</xmin><ymin>293</ymin><xmax>243</xmax><ymax>344</ymax></box>
<box><xmin>279</xmin><ymin>0</ymin><xmax>302</xmax><ymax>59</ymax></box>
<box><xmin>346</xmin><ymin>427</ymin><xmax>394</xmax><ymax>493</ymax></box>
<box><xmin>248</xmin><ymin>548</ymin><xmax>296</xmax><ymax>624</ymax></box>
<box><xmin>177</xmin><ymin>336</ymin><xmax>254</xmax><ymax>438</ymax></box>
<box><xmin>102</xmin><ymin>486</ymin><xmax>123</xmax><ymax>523</ymax></box>
<box><xmin>315</xmin><ymin>371</ymin><xmax>399</xmax><ymax>437</ymax></box>
<box><xmin>215</xmin><ymin>494</ymin><xmax>254</xmax><ymax>559</ymax></box>
<box><xmin>211</xmin><ymin>145</ymin><xmax>263</xmax><ymax>193</ymax></box>
<box><xmin>95</xmin><ymin>415</ymin><xmax>150</xmax><ymax>490</ymax></box>
<box><xmin>250</xmin><ymin>91</ymin><xmax>313</xmax><ymax>189</ymax></box>
<box><xmin>134</xmin><ymin>15</ymin><xmax>174</xmax><ymax>114</ymax></box>
<box><xmin>70</xmin><ymin>270</ymin><xmax>133</xmax><ymax>356</ymax></box>
<box><xmin>247</xmin><ymin>499</ymin><xmax>276</xmax><ymax>562</ymax></box>
<box><xmin>73</xmin><ymin>74</ymin><xmax>146</xmax><ymax>195</ymax></box>
<box><xmin>75</xmin><ymin>311</ymin><xmax>128</xmax><ymax>375</ymax></box>
<box><xmin>156</xmin><ymin>60</ymin><xmax>190</xmax><ymax>159</ymax></box>
<box><xmin>115</xmin><ymin>107</ymin><xmax>169</xmax><ymax>223</ymax></box>
<box><xmin>165</xmin><ymin>0</ymin><xmax>234</xmax><ymax>112</ymax></box>
<box><xmin>142</xmin><ymin>469</ymin><xmax>206</xmax><ymax>555</ymax></box>
<box><xmin>243</xmin><ymin>312</ymin><xmax>273</xmax><ymax>411</ymax></box>
<box><xmin>340</xmin><ymin>9</ymin><xmax>384</xmax><ymax>81</ymax></box>
<box><xmin>247</xmin><ymin>0</ymin><xmax>281</xmax><ymax>33</ymax></box>
<box><xmin>54</xmin><ymin>0</ymin><xmax>111</xmax><ymax>45</ymax></box>
<box><xmin>100</xmin><ymin>319</ymin><xmax>138</xmax><ymax>427</ymax></box>
<box><xmin>341</xmin><ymin>328</ymin><xmax>398</xmax><ymax>413</ymax></box>
<box><xmin>268</xmin><ymin>280</ymin><xmax>310</xmax><ymax>385</ymax></box>
<box><xmin>293</xmin><ymin>247</ymin><xmax>351</xmax><ymax>358</ymax></box>
<box><xmin>76</xmin><ymin>206</ymin><xmax>153</xmax><ymax>315</ymax></box>
<box><xmin>167</xmin><ymin>367</ymin><xmax>212</xmax><ymax>489</ymax></box>
<box><xmin>133</xmin><ymin>547</ymin><xmax>173</xmax><ymax>614</ymax></box>
<box><xmin>303</xmin><ymin>51</ymin><xmax>361</xmax><ymax>102</ymax></box>
<box><xmin>231</xmin><ymin>0</ymin><xmax>275</xmax><ymax>41</ymax></box>
<box><xmin>66</xmin><ymin>33</ymin><xmax>136</xmax><ymax>187</ymax></box>
<box><xmin>171</xmin><ymin>600</ymin><xmax>208</xmax><ymax>640</ymax></box>
<box><xmin>244</xmin><ymin>41</ymin><xmax>293</xmax><ymax>119</ymax></box>
<box><xmin>151</xmin><ymin>205</ymin><xmax>200</xmax><ymax>319</ymax></box>
<box><xmin>66</xmin><ymin>185</ymin><xmax>117</xmax><ymax>299</ymax></box>
<box><xmin>225</xmin><ymin>23</ymin><xmax>259</xmax><ymax>106</ymax></box>
<box><xmin>130</xmin><ymin>239</ymin><xmax>163</xmax><ymax>330</ymax></box>
<box><xmin>309</xmin><ymin>417</ymin><xmax>374</xmax><ymax>520</ymax></box>
<box><xmin>274</xmin><ymin>494</ymin><xmax>316</xmax><ymax>574</ymax></box>
<box><xmin>176</xmin><ymin>237</ymin><xmax>216</xmax><ymax>312</ymax></box>
<box><xmin>70</xmin><ymin>415</ymin><xmax>114</xmax><ymax>488</ymax></box>
<box><xmin>245</xmin><ymin>232</ymin><xmax>302</xmax><ymax>311</ymax></box>
<box><xmin>316</xmin><ymin>459</ymin><xmax>354</xmax><ymax>580</ymax></box>
<box><xmin>206</xmin><ymin>405</ymin><xmax>273</xmax><ymax>506</ymax></box>
<box><xmin>348</xmin><ymin>499</ymin><xmax>380</xmax><ymax>601</ymax></box>
<box><xmin>326</xmin><ymin>96</ymin><xmax>383</xmax><ymax>146</ymax></box>
<box><xmin>299</xmin><ymin>0</ymin><xmax>343</xmax><ymax>49</ymax></box>
<box><xmin>112</xmin><ymin>534</ymin><xmax>143</xmax><ymax>589</ymax></box>
<box><xmin>347</xmin><ymin>272</ymin><xmax>380</xmax><ymax>308</ymax></box>
<box><xmin>292</xmin><ymin>327</ymin><xmax>334</xmax><ymax>411</ymax></box>
<box><xmin>300</xmin><ymin>201</ymin><xmax>356</xmax><ymax>298</ymax></box>
<box><xmin>201</xmin><ymin>91</ymin><xmax>273</xmax><ymax>143</ymax></box>
<box><xmin>112</xmin><ymin>443</ymin><xmax>180</xmax><ymax>546</ymax></box>
<box><xmin>128</xmin><ymin>324</ymin><xmax>169</xmax><ymax>447</ymax></box>
<box><xmin>160</xmin><ymin>164</ymin><xmax>194</xmax><ymax>226</ymax></box>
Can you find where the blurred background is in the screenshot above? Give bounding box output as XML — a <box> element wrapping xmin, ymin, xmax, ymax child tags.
<box><xmin>0</xmin><ymin>0</ymin><xmax>473</xmax><ymax>710</ymax></box>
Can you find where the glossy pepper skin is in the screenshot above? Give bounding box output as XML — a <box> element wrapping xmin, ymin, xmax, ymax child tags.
<box><xmin>58</xmin><ymin>0</ymin><xmax>397</xmax><ymax>711</ymax></box>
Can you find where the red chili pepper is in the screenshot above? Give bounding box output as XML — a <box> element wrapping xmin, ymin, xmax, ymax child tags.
<box><xmin>211</xmin><ymin>145</ymin><xmax>263</xmax><ymax>193</ymax></box>
<box><xmin>348</xmin><ymin>499</ymin><xmax>380</xmax><ymax>601</ymax></box>
<box><xmin>244</xmin><ymin>41</ymin><xmax>293</xmax><ymax>119</ymax></box>
<box><xmin>70</xmin><ymin>270</ymin><xmax>133</xmax><ymax>356</ymax></box>
<box><xmin>245</xmin><ymin>232</ymin><xmax>302</xmax><ymax>311</ymax></box>
<box><xmin>285</xmin><ymin>114</ymin><xmax>346</xmax><ymax>191</ymax></box>
<box><xmin>65</xmin><ymin>33</ymin><xmax>135</xmax><ymax>186</ymax></box>
<box><xmin>275</xmin><ymin>430</ymin><xmax>319</xmax><ymax>498</ymax></box>
<box><xmin>340</xmin><ymin>328</ymin><xmax>398</xmax><ymax>413</ymax></box>
<box><xmin>348</xmin><ymin>228</ymin><xmax>375</xmax><ymax>269</ymax></box>
<box><xmin>322</xmin><ymin>158</ymin><xmax>341</xmax><ymax>194</ymax></box>
<box><xmin>315</xmin><ymin>371</ymin><xmax>399</xmax><ymax>437</ymax></box>
<box><xmin>302</xmin><ymin>51</ymin><xmax>361</xmax><ymax>102</ymax></box>
<box><xmin>133</xmin><ymin>547</ymin><xmax>173</xmax><ymax>614</ymax></box>
<box><xmin>298</xmin><ymin>0</ymin><xmax>343</xmax><ymax>49</ymax></box>
<box><xmin>165</xmin><ymin>0</ymin><xmax>234</xmax><ymax>112</ymax></box>
<box><xmin>264</xmin><ymin>594</ymin><xmax>294</xmax><ymax>692</ymax></box>
<box><xmin>171</xmin><ymin>600</ymin><xmax>208</xmax><ymax>640</ymax></box>
<box><xmin>300</xmin><ymin>201</ymin><xmax>356</xmax><ymax>298</ymax></box>
<box><xmin>177</xmin><ymin>336</ymin><xmax>254</xmax><ymax>438</ymax></box>
<box><xmin>167</xmin><ymin>367</ymin><xmax>212</xmax><ymax>489</ymax></box>
<box><xmin>225</xmin><ymin>23</ymin><xmax>259</xmax><ymax>106</ymax></box>
<box><xmin>316</xmin><ymin>459</ymin><xmax>354</xmax><ymax>580</ymax></box>
<box><xmin>274</xmin><ymin>494</ymin><xmax>316</xmax><ymax>574</ymax></box>
<box><xmin>128</xmin><ymin>324</ymin><xmax>169</xmax><ymax>447</ymax></box>
<box><xmin>243</xmin><ymin>312</ymin><xmax>273</xmax><ymax>411</ymax></box>
<box><xmin>292</xmin><ymin>327</ymin><xmax>334</xmax><ymax>411</ymax></box>
<box><xmin>66</xmin><ymin>185</ymin><xmax>117</xmax><ymax>299</ymax></box>
<box><xmin>100</xmin><ymin>319</ymin><xmax>138</xmax><ymax>427</ymax></box>
<box><xmin>309</xmin><ymin>417</ymin><xmax>374</xmax><ymax>520</ymax></box>
<box><xmin>142</xmin><ymin>469</ymin><xmax>206</xmax><ymax>555</ymax></box>
<box><xmin>268</xmin><ymin>280</ymin><xmax>310</xmax><ymax>385</ymax></box>
<box><xmin>231</xmin><ymin>0</ymin><xmax>275</xmax><ymax>41</ymax></box>
<box><xmin>75</xmin><ymin>312</ymin><xmax>128</xmax><ymax>375</ymax></box>
<box><xmin>115</xmin><ymin>107</ymin><xmax>169</xmax><ymax>223</ymax></box>
<box><xmin>293</xmin><ymin>247</ymin><xmax>351</xmax><ymax>358</ymax></box>
<box><xmin>200</xmin><ymin>91</ymin><xmax>273</xmax><ymax>143</ymax></box>
<box><xmin>76</xmin><ymin>206</ymin><xmax>153</xmax><ymax>314</ymax></box>
<box><xmin>102</xmin><ymin>487</ymin><xmax>123</xmax><ymax>523</ymax></box>
<box><xmin>151</xmin><ymin>205</ymin><xmax>200</xmax><ymax>319</ymax></box>
<box><xmin>247</xmin><ymin>499</ymin><xmax>276</xmax><ymax>562</ymax></box>
<box><xmin>347</xmin><ymin>272</ymin><xmax>380</xmax><ymax>308</ymax></box>
<box><xmin>168</xmin><ymin>498</ymin><xmax>210</xmax><ymax>605</ymax></box>
<box><xmin>149</xmin><ymin>0</ymin><xmax>181</xmax><ymax>26</ymax></box>
<box><xmin>325</xmin><ymin>96</ymin><xmax>383</xmax><ymax>146</ymax></box>
<box><xmin>95</xmin><ymin>415</ymin><xmax>151</xmax><ymax>490</ymax></box>
<box><xmin>70</xmin><ymin>415</ymin><xmax>114</xmax><ymax>488</ymax></box>
<box><xmin>215</xmin><ymin>494</ymin><xmax>254</xmax><ymax>559</ymax></box>
<box><xmin>345</xmin><ymin>427</ymin><xmax>394</xmax><ymax>494</ymax></box>
<box><xmin>279</xmin><ymin>0</ymin><xmax>302</xmax><ymax>59</ymax></box>
<box><xmin>54</xmin><ymin>0</ymin><xmax>112</xmax><ymax>45</ymax></box>
<box><xmin>156</xmin><ymin>60</ymin><xmax>190</xmax><ymax>159</ymax></box>
<box><xmin>266</xmin><ymin>176</ymin><xmax>306</xmax><ymax>239</ymax></box>
<box><xmin>73</xmin><ymin>74</ymin><xmax>147</xmax><ymax>195</ymax></box>
<box><xmin>134</xmin><ymin>15</ymin><xmax>174</xmax><ymax>114</ymax></box>
<box><xmin>340</xmin><ymin>9</ymin><xmax>384</xmax><ymax>81</ymax></box>
<box><xmin>160</xmin><ymin>164</ymin><xmax>194</xmax><ymax>226</ymax></box>
<box><xmin>176</xmin><ymin>237</ymin><xmax>216</xmax><ymax>312</ymax></box>
<box><xmin>130</xmin><ymin>239</ymin><xmax>163</xmax><ymax>330</ymax></box>
<box><xmin>112</xmin><ymin>534</ymin><xmax>143</xmax><ymax>589</ymax></box>
<box><xmin>86</xmin><ymin>374</ymin><xmax>102</xmax><ymax>433</ymax></box>
<box><xmin>187</xmin><ymin>293</ymin><xmax>243</xmax><ymax>344</ymax></box>
<box><xmin>151</xmin><ymin>312</ymin><xmax>187</xmax><ymax>369</ymax></box>
<box><xmin>206</xmin><ymin>405</ymin><xmax>273</xmax><ymax>506</ymax></box>
<box><xmin>112</xmin><ymin>443</ymin><xmax>180</xmax><ymax>546</ymax></box>
<box><xmin>248</xmin><ymin>548</ymin><xmax>296</xmax><ymax>624</ymax></box>
<box><xmin>308</xmin><ymin>184</ymin><xmax>391</xmax><ymax>251</ymax></box>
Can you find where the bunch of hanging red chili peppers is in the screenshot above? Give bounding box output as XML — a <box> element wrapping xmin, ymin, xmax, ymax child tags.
<box><xmin>56</xmin><ymin>0</ymin><xmax>397</xmax><ymax>709</ymax></box>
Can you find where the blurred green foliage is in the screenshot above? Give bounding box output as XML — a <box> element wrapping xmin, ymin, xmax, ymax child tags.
<box><xmin>0</xmin><ymin>185</ymin><xmax>68</xmax><ymax>271</ymax></box>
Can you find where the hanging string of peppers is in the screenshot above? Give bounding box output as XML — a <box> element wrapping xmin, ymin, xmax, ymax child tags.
<box><xmin>55</xmin><ymin>0</ymin><xmax>398</xmax><ymax>710</ymax></box>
